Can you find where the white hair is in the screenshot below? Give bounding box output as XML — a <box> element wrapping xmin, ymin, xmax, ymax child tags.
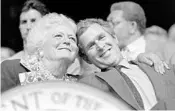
<box><xmin>26</xmin><ymin>12</ymin><xmax>77</xmax><ymax>55</ymax></box>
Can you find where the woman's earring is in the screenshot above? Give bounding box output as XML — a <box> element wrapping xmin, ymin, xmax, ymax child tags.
<box><xmin>39</xmin><ymin>51</ymin><xmax>44</xmax><ymax>58</ymax></box>
<box><xmin>38</xmin><ymin>49</ymin><xmax>44</xmax><ymax>58</ymax></box>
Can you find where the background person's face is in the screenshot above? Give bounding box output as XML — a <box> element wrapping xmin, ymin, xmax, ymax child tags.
<box><xmin>107</xmin><ymin>10</ymin><xmax>131</xmax><ymax>48</ymax></box>
<box><xmin>79</xmin><ymin>24</ymin><xmax>122</xmax><ymax>69</ymax></box>
<box><xmin>1</xmin><ymin>49</ymin><xmax>12</xmax><ymax>62</ymax></box>
<box><xmin>42</xmin><ymin>25</ymin><xmax>78</xmax><ymax>63</ymax></box>
<box><xmin>19</xmin><ymin>9</ymin><xmax>42</xmax><ymax>42</ymax></box>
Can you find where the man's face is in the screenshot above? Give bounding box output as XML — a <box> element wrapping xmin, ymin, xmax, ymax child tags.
<box><xmin>79</xmin><ymin>24</ymin><xmax>122</xmax><ymax>69</ymax></box>
<box><xmin>42</xmin><ymin>25</ymin><xmax>78</xmax><ymax>63</ymax></box>
<box><xmin>107</xmin><ymin>10</ymin><xmax>131</xmax><ymax>48</ymax></box>
<box><xmin>1</xmin><ymin>48</ymin><xmax>13</xmax><ymax>62</ymax></box>
<box><xmin>19</xmin><ymin>9</ymin><xmax>42</xmax><ymax>42</ymax></box>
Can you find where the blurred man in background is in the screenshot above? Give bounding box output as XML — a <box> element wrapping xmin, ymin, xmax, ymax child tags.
<box><xmin>9</xmin><ymin>0</ymin><xmax>49</xmax><ymax>60</ymax></box>
<box><xmin>1</xmin><ymin>47</ymin><xmax>15</xmax><ymax>62</ymax></box>
<box><xmin>107</xmin><ymin>1</ymin><xmax>175</xmax><ymax>65</ymax></box>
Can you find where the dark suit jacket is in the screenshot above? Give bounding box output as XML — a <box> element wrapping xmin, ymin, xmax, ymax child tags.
<box><xmin>79</xmin><ymin>61</ymin><xmax>175</xmax><ymax>110</ymax></box>
<box><xmin>1</xmin><ymin>59</ymin><xmax>79</xmax><ymax>93</ymax></box>
<box><xmin>1</xmin><ymin>59</ymin><xmax>28</xmax><ymax>92</ymax></box>
<box><xmin>151</xmin><ymin>98</ymin><xmax>175</xmax><ymax>110</ymax></box>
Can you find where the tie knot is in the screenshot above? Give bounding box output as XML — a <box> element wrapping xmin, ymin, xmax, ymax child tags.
<box><xmin>116</xmin><ymin>65</ymin><xmax>128</xmax><ymax>71</ymax></box>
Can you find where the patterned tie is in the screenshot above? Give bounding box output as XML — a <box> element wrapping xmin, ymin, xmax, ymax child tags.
<box><xmin>117</xmin><ymin>66</ymin><xmax>145</xmax><ymax>109</ymax></box>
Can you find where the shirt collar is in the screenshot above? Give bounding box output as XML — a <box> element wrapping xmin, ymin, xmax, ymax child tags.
<box><xmin>118</xmin><ymin>58</ymin><xmax>131</xmax><ymax>69</ymax></box>
<box><xmin>101</xmin><ymin>59</ymin><xmax>130</xmax><ymax>72</ymax></box>
<box><xmin>126</xmin><ymin>36</ymin><xmax>145</xmax><ymax>52</ymax></box>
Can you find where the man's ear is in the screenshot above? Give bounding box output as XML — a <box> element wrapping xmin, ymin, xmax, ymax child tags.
<box><xmin>114</xmin><ymin>36</ymin><xmax>119</xmax><ymax>44</ymax></box>
<box><xmin>129</xmin><ymin>21</ymin><xmax>137</xmax><ymax>34</ymax></box>
<box><xmin>112</xmin><ymin>34</ymin><xmax>119</xmax><ymax>45</ymax></box>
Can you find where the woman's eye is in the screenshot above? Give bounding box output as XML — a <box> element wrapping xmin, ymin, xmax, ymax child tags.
<box><xmin>70</xmin><ymin>37</ymin><xmax>76</xmax><ymax>42</ymax></box>
<box><xmin>54</xmin><ymin>34</ymin><xmax>62</xmax><ymax>38</ymax></box>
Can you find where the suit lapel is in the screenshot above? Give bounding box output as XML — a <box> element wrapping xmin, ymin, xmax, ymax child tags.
<box><xmin>96</xmin><ymin>68</ymin><xmax>142</xmax><ymax>110</ymax></box>
<box><xmin>132</xmin><ymin>61</ymin><xmax>166</xmax><ymax>101</ymax></box>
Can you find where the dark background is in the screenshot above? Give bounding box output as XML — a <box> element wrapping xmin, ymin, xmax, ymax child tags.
<box><xmin>2</xmin><ymin>0</ymin><xmax>175</xmax><ymax>52</ymax></box>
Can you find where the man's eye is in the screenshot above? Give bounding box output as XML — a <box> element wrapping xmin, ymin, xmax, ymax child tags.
<box><xmin>89</xmin><ymin>43</ymin><xmax>95</xmax><ymax>49</ymax></box>
<box><xmin>31</xmin><ymin>19</ymin><xmax>36</xmax><ymax>23</ymax></box>
<box><xmin>21</xmin><ymin>20</ymin><xmax>27</xmax><ymax>24</ymax></box>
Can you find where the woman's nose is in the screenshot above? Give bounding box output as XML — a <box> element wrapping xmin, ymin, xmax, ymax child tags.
<box><xmin>62</xmin><ymin>36</ymin><xmax>70</xmax><ymax>45</ymax></box>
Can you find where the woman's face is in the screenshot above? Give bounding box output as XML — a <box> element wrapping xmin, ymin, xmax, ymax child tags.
<box><xmin>19</xmin><ymin>9</ymin><xmax>42</xmax><ymax>42</ymax></box>
<box><xmin>42</xmin><ymin>25</ymin><xmax>78</xmax><ymax>63</ymax></box>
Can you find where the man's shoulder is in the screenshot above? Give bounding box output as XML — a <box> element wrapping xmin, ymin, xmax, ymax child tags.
<box><xmin>134</xmin><ymin>61</ymin><xmax>175</xmax><ymax>84</ymax></box>
<box><xmin>133</xmin><ymin>61</ymin><xmax>174</xmax><ymax>74</ymax></box>
<box><xmin>8</xmin><ymin>50</ymin><xmax>24</xmax><ymax>60</ymax></box>
<box><xmin>132</xmin><ymin>61</ymin><xmax>175</xmax><ymax>99</ymax></box>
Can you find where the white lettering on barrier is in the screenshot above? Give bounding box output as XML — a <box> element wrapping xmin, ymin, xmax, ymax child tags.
<box><xmin>2</xmin><ymin>90</ymin><xmax>116</xmax><ymax>111</ymax></box>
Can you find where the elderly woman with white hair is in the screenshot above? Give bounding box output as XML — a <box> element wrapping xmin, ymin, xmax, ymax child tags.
<box><xmin>1</xmin><ymin>13</ymin><xmax>79</xmax><ymax>92</ymax></box>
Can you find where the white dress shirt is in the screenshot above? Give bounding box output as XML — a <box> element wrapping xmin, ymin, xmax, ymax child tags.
<box><xmin>118</xmin><ymin>59</ymin><xmax>157</xmax><ymax>110</ymax></box>
<box><xmin>121</xmin><ymin>36</ymin><xmax>146</xmax><ymax>61</ymax></box>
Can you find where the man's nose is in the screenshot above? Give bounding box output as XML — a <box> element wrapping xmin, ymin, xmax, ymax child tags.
<box><xmin>26</xmin><ymin>22</ymin><xmax>34</xmax><ymax>31</ymax></box>
<box><xmin>95</xmin><ymin>40</ymin><xmax>105</xmax><ymax>51</ymax></box>
<box><xmin>26</xmin><ymin>25</ymin><xmax>31</xmax><ymax>31</ymax></box>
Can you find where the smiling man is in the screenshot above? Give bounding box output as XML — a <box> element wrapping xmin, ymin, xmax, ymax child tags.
<box><xmin>77</xmin><ymin>18</ymin><xmax>175</xmax><ymax>110</ymax></box>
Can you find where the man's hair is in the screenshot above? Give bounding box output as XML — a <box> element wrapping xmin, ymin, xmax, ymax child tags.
<box><xmin>77</xmin><ymin>18</ymin><xmax>115</xmax><ymax>63</ymax></box>
<box><xmin>110</xmin><ymin>1</ymin><xmax>146</xmax><ymax>34</ymax></box>
<box><xmin>26</xmin><ymin>13</ymin><xmax>77</xmax><ymax>55</ymax></box>
<box><xmin>21</xmin><ymin>0</ymin><xmax>49</xmax><ymax>16</ymax></box>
